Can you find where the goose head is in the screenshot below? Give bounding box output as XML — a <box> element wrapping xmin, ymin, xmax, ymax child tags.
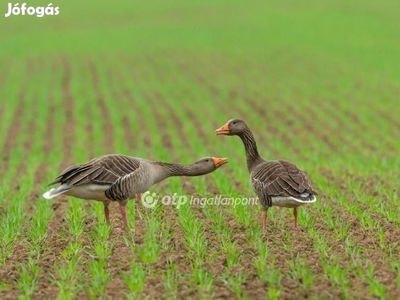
<box><xmin>215</xmin><ymin>118</ymin><xmax>248</xmax><ymax>136</ymax></box>
<box><xmin>192</xmin><ymin>157</ymin><xmax>228</xmax><ymax>174</ymax></box>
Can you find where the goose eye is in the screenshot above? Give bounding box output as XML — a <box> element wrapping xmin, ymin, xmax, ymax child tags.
<box><xmin>233</xmin><ymin>121</ymin><xmax>236</xmax><ymax>125</ymax></box>
<box><xmin>205</xmin><ymin>159</ymin><xmax>209</xmax><ymax>162</ymax></box>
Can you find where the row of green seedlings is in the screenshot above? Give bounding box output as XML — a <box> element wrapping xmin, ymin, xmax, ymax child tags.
<box><xmin>289</xmin><ymin>90</ymin><xmax>362</xmax><ymax>161</ymax></box>
<box><xmin>17</xmin><ymin>59</ymin><xmax>72</xmax><ymax>298</ymax></box>
<box><xmin>16</xmin><ymin>199</ymin><xmax>53</xmax><ymax>299</ymax></box>
<box><xmin>331</xmin><ymin>174</ymin><xmax>398</xmax><ymax>290</ymax></box>
<box><xmin>178</xmin><ymin>201</ymin><xmax>214</xmax><ymax>298</ymax></box>
<box><xmin>259</xmin><ymin>210</ymin><xmax>320</xmax><ymax>298</ymax></box>
<box><xmin>97</xmin><ymin>58</ymin><xmax>146</xmax><ymax>158</ymax></box>
<box><xmin>112</xmin><ymin>57</ymin><xmax>167</xmax><ymax>159</ymax></box>
<box><xmin>2</xmin><ymin>70</ymin><xmax>55</xmax><ymax>296</ymax></box>
<box><xmin>227</xmin><ymin>198</ymin><xmax>284</xmax><ymax>300</ymax></box>
<box><xmin>124</xmin><ymin>199</ymin><xmax>206</xmax><ymax>299</ymax></box>
<box><xmin>122</xmin><ymin>200</ymin><xmax>188</xmax><ymax>299</ymax></box>
<box><xmin>317</xmin><ymin>90</ymin><xmax>395</xmax><ymax>159</ymax></box>
<box><xmin>274</xmin><ymin>71</ymin><xmax>383</xmax><ymax>162</ymax></box>
<box><xmin>86</xmin><ymin>202</ymin><xmax>113</xmax><ymax>299</ymax></box>
<box><xmin>50</xmin><ymin>199</ymin><xmax>86</xmax><ymax>299</ymax></box>
<box><xmin>122</xmin><ymin>202</ymin><xmax>163</xmax><ymax>299</ymax></box>
<box><xmin>123</xmin><ymin>59</ymin><xmax>178</xmax><ymax>162</ymax></box>
<box><xmin>202</xmin><ymin>202</ymin><xmax>251</xmax><ymax>299</ymax></box>
<box><xmin>374</xmin><ymin>175</ymin><xmax>400</xmax><ymax>226</ymax></box>
<box><xmin>306</xmin><ymin>212</ymin><xmax>382</xmax><ymax>296</ymax></box>
<box><xmin>224</xmin><ymin>190</ymin><xmax>327</xmax><ymax>298</ymax></box>
<box><xmin>352</xmin><ymin>177</ymin><xmax>400</xmax><ymax>228</ymax></box>
<box><xmin>256</xmin><ymin>200</ymin><xmax>320</xmax><ymax>295</ymax></box>
<box><xmin>303</xmin><ymin>178</ymin><xmax>390</xmax><ymax>299</ymax></box>
<box><xmin>50</xmin><ymin>199</ymin><xmax>113</xmax><ymax>300</ymax></box>
<box><xmin>0</xmin><ymin>196</ymin><xmax>24</xmax><ymax>266</ymax></box>
<box><xmin>0</xmin><ymin>91</ymin><xmax>37</xmax><ymax>266</ymax></box>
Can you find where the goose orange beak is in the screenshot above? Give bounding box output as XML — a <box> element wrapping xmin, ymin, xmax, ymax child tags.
<box><xmin>215</xmin><ymin>123</ymin><xmax>230</xmax><ymax>135</ymax></box>
<box><xmin>212</xmin><ymin>157</ymin><xmax>228</xmax><ymax>168</ymax></box>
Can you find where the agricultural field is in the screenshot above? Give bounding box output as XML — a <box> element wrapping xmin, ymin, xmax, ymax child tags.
<box><xmin>1</xmin><ymin>0</ymin><xmax>400</xmax><ymax>299</ymax></box>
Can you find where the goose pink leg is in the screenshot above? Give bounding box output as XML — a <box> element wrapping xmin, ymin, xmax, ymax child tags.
<box><xmin>262</xmin><ymin>210</ymin><xmax>267</xmax><ymax>231</ymax></box>
<box><xmin>293</xmin><ymin>207</ymin><xmax>298</xmax><ymax>228</ymax></box>
<box><xmin>120</xmin><ymin>205</ymin><xmax>128</xmax><ymax>230</ymax></box>
<box><xmin>135</xmin><ymin>193</ymin><xmax>142</xmax><ymax>204</ymax></box>
<box><xmin>104</xmin><ymin>205</ymin><xmax>110</xmax><ymax>224</ymax></box>
<box><xmin>112</xmin><ymin>205</ymin><xmax>129</xmax><ymax>232</ymax></box>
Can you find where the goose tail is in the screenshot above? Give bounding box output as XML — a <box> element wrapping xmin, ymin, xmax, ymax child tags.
<box><xmin>43</xmin><ymin>185</ymin><xmax>72</xmax><ymax>199</ymax></box>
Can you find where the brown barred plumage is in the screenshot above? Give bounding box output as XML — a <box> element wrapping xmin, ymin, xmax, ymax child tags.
<box><xmin>43</xmin><ymin>155</ymin><xmax>228</xmax><ymax>230</ymax></box>
<box><xmin>216</xmin><ymin>118</ymin><xmax>317</xmax><ymax>231</ymax></box>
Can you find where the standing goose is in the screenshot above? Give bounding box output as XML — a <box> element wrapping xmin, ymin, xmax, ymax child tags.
<box><xmin>43</xmin><ymin>155</ymin><xmax>228</xmax><ymax>230</ymax></box>
<box><xmin>215</xmin><ymin>119</ymin><xmax>317</xmax><ymax>231</ymax></box>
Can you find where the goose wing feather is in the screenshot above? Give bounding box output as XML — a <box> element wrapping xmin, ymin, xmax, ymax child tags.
<box><xmin>104</xmin><ymin>166</ymin><xmax>150</xmax><ymax>201</ymax></box>
<box><xmin>48</xmin><ymin>155</ymin><xmax>142</xmax><ymax>186</ymax></box>
<box><xmin>251</xmin><ymin>160</ymin><xmax>317</xmax><ymax>202</ymax></box>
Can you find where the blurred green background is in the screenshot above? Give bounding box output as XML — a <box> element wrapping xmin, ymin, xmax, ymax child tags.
<box><xmin>1</xmin><ymin>0</ymin><xmax>399</xmax><ymax>169</ymax></box>
<box><xmin>1</xmin><ymin>0</ymin><xmax>399</xmax><ymax>83</ymax></box>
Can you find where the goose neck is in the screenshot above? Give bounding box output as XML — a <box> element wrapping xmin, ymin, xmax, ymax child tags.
<box><xmin>156</xmin><ymin>162</ymin><xmax>196</xmax><ymax>177</ymax></box>
<box><xmin>239</xmin><ymin>129</ymin><xmax>261</xmax><ymax>170</ymax></box>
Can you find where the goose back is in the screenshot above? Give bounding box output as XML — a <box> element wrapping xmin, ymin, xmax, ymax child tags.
<box><xmin>49</xmin><ymin>154</ymin><xmax>142</xmax><ymax>186</ymax></box>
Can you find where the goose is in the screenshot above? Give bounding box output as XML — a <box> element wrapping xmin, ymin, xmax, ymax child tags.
<box><xmin>43</xmin><ymin>155</ymin><xmax>228</xmax><ymax>230</ymax></box>
<box><xmin>215</xmin><ymin>119</ymin><xmax>317</xmax><ymax>231</ymax></box>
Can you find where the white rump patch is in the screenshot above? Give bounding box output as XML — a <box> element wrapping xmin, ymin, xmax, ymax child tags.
<box><xmin>42</xmin><ymin>185</ymin><xmax>72</xmax><ymax>199</ymax></box>
<box><xmin>272</xmin><ymin>195</ymin><xmax>316</xmax><ymax>208</ymax></box>
<box><xmin>43</xmin><ymin>184</ymin><xmax>110</xmax><ymax>201</ymax></box>
<box><xmin>43</xmin><ymin>188</ymin><xmax>57</xmax><ymax>199</ymax></box>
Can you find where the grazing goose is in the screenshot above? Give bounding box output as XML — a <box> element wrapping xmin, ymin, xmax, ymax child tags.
<box><xmin>43</xmin><ymin>155</ymin><xmax>228</xmax><ymax>230</ymax></box>
<box><xmin>215</xmin><ymin>119</ymin><xmax>317</xmax><ymax>231</ymax></box>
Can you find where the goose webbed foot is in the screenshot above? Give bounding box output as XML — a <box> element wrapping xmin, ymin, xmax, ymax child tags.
<box><xmin>113</xmin><ymin>226</ymin><xmax>134</xmax><ymax>233</ymax></box>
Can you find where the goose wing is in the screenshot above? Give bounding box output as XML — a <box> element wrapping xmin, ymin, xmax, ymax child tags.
<box><xmin>251</xmin><ymin>160</ymin><xmax>317</xmax><ymax>202</ymax></box>
<box><xmin>48</xmin><ymin>155</ymin><xmax>142</xmax><ymax>186</ymax></box>
<box><xmin>104</xmin><ymin>166</ymin><xmax>150</xmax><ymax>201</ymax></box>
